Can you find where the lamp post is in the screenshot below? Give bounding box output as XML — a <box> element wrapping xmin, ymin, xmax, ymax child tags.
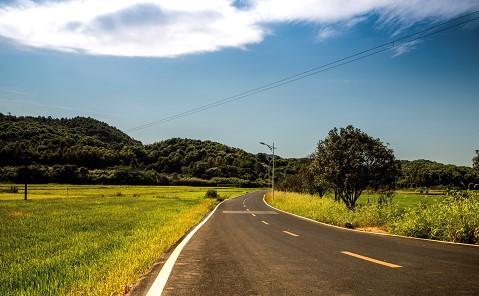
<box><xmin>260</xmin><ymin>142</ymin><xmax>275</xmax><ymax>200</ymax></box>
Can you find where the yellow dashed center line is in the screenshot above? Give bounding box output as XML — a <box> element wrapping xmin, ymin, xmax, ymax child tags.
<box><xmin>341</xmin><ymin>251</ymin><xmax>402</xmax><ymax>268</ymax></box>
<box><xmin>282</xmin><ymin>230</ymin><xmax>299</xmax><ymax>237</ymax></box>
<box><xmin>261</xmin><ymin>220</ymin><xmax>269</xmax><ymax>225</ymax></box>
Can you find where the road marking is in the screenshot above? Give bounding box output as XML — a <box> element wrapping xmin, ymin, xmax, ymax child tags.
<box><xmin>341</xmin><ymin>251</ymin><xmax>402</xmax><ymax>268</ymax></box>
<box><xmin>246</xmin><ymin>208</ymin><xmax>250</xmax><ymax>211</ymax></box>
<box><xmin>261</xmin><ymin>220</ymin><xmax>269</xmax><ymax>225</ymax></box>
<box><xmin>222</xmin><ymin>211</ymin><xmax>278</xmax><ymax>214</ymax></box>
<box><xmin>146</xmin><ymin>200</ymin><xmax>224</xmax><ymax>296</ymax></box>
<box><xmin>283</xmin><ymin>230</ymin><xmax>300</xmax><ymax>237</ymax></box>
<box><xmin>251</xmin><ymin>213</ymin><xmax>256</xmax><ymax>217</ymax></box>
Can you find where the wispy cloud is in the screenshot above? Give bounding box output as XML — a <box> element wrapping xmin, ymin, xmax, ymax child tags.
<box><xmin>0</xmin><ymin>0</ymin><xmax>477</xmax><ymax>57</ymax></box>
<box><xmin>392</xmin><ymin>40</ymin><xmax>422</xmax><ymax>57</ymax></box>
<box><xmin>316</xmin><ymin>27</ymin><xmax>338</xmax><ymax>41</ymax></box>
<box><xmin>0</xmin><ymin>87</ymin><xmax>28</xmax><ymax>96</ymax></box>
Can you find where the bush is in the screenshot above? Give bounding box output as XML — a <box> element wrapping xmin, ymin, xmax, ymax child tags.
<box><xmin>5</xmin><ymin>185</ymin><xmax>19</xmax><ymax>193</ymax></box>
<box><xmin>205</xmin><ymin>189</ymin><xmax>218</xmax><ymax>199</ymax></box>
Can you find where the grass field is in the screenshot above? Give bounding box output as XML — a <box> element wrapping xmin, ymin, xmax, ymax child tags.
<box><xmin>357</xmin><ymin>191</ymin><xmax>443</xmax><ymax>208</ymax></box>
<box><xmin>0</xmin><ymin>185</ymin><xmax>255</xmax><ymax>295</ymax></box>
<box><xmin>267</xmin><ymin>190</ymin><xmax>479</xmax><ymax>244</ymax></box>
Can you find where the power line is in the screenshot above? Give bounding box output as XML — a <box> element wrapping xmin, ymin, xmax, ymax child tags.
<box><xmin>128</xmin><ymin>11</ymin><xmax>479</xmax><ymax>132</ymax></box>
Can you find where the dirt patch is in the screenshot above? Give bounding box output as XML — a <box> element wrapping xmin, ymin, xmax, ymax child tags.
<box><xmin>356</xmin><ymin>227</ymin><xmax>388</xmax><ymax>234</ymax></box>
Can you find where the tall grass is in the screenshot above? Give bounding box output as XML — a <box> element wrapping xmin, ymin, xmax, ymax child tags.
<box><xmin>267</xmin><ymin>192</ymin><xmax>397</xmax><ymax>229</ymax></box>
<box><xmin>0</xmin><ymin>185</ymin><xmax>254</xmax><ymax>295</ymax></box>
<box><xmin>390</xmin><ymin>196</ymin><xmax>479</xmax><ymax>243</ymax></box>
<box><xmin>267</xmin><ymin>191</ymin><xmax>479</xmax><ymax>244</ymax></box>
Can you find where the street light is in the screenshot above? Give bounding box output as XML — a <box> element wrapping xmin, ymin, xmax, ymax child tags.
<box><xmin>260</xmin><ymin>141</ymin><xmax>275</xmax><ymax>200</ymax></box>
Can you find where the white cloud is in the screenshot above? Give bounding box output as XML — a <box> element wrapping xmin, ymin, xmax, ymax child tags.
<box><xmin>391</xmin><ymin>40</ymin><xmax>422</xmax><ymax>57</ymax></box>
<box><xmin>0</xmin><ymin>0</ymin><xmax>477</xmax><ymax>57</ymax></box>
<box><xmin>0</xmin><ymin>87</ymin><xmax>28</xmax><ymax>96</ymax></box>
<box><xmin>0</xmin><ymin>0</ymin><xmax>264</xmax><ymax>57</ymax></box>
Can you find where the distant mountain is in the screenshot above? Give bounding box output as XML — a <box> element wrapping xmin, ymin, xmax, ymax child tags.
<box><xmin>0</xmin><ymin>114</ymin><xmax>304</xmax><ymax>185</ymax></box>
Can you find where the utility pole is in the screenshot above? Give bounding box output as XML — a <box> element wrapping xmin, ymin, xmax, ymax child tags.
<box><xmin>24</xmin><ymin>183</ymin><xmax>27</xmax><ymax>201</ymax></box>
<box><xmin>260</xmin><ymin>142</ymin><xmax>275</xmax><ymax>200</ymax></box>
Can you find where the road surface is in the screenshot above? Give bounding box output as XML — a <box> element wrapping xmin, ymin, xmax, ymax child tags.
<box><xmin>143</xmin><ymin>191</ymin><xmax>479</xmax><ymax>295</ymax></box>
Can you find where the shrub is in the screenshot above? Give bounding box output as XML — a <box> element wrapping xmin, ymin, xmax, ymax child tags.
<box><xmin>204</xmin><ymin>189</ymin><xmax>218</xmax><ymax>199</ymax></box>
<box><xmin>4</xmin><ymin>185</ymin><xmax>19</xmax><ymax>193</ymax></box>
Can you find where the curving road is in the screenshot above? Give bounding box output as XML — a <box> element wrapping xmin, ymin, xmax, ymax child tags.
<box><xmin>142</xmin><ymin>191</ymin><xmax>479</xmax><ymax>295</ymax></box>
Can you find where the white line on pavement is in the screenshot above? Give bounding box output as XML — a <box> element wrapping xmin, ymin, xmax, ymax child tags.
<box><xmin>283</xmin><ymin>230</ymin><xmax>300</xmax><ymax>237</ymax></box>
<box><xmin>341</xmin><ymin>251</ymin><xmax>402</xmax><ymax>268</ymax></box>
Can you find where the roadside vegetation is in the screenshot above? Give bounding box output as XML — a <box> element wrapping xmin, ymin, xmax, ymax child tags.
<box><xmin>273</xmin><ymin>125</ymin><xmax>479</xmax><ymax>244</ymax></box>
<box><xmin>0</xmin><ymin>185</ymin><xmax>253</xmax><ymax>295</ymax></box>
<box><xmin>267</xmin><ymin>190</ymin><xmax>479</xmax><ymax>244</ymax></box>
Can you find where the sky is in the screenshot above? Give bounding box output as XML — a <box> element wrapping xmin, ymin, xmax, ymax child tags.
<box><xmin>0</xmin><ymin>0</ymin><xmax>478</xmax><ymax>166</ymax></box>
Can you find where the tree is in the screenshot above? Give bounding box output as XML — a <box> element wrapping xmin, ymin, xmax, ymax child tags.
<box><xmin>474</xmin><ymin>150</ymin><xmax>479</xmax><ymax>174</ymax></box>
<box><xmin>313</xmin><ymin>125</ymin><xmax>400</xmax><ymax>209</ymax></box>
<box><xmin>302</xmin><ymin>160</ymin><xmax>328</xmax><ymax>197</ymax></box>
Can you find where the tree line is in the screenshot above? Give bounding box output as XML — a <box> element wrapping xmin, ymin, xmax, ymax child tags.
<box><xmin>1</xmin><ymin>114</ymin><xmax>477</xmax><ymax>192</ymax></box>
<box><xmin>0</xmin><ymin>114</ymin><xmax>302</xmax><ymax>186</ymax></box>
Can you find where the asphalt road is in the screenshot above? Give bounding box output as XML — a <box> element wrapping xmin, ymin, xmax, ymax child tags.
<box><xmin>146</xmin><ymin>191</ymin><xmax>479</xmax><ymax>295</ymax></box>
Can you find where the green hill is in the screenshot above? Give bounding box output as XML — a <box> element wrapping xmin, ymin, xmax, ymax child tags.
<box><xmin>3</xmin><ymin>114</ymin><xmax>474</xmax><ymax>188</ymax></box>
<box><xmin>0</xmin><ymin>114</ymin><xmax>303</xmax><ymax>186</ymax></box>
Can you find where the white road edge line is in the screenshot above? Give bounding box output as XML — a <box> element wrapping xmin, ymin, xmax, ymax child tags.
<box><xmin>146</xmin><ymin>197</ymin><xmax>229</xmax><ymax>296</ymax></box>
<box><xmin>262</xmin><ymin>194</ymin><xmax>479</xmax><ymax>248</ymax></box>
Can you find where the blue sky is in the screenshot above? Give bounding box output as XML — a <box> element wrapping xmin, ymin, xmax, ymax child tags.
<box><xmin>0</xmin><ymin>1</ymin><xmax>478</xmax><ymax>166</ymax></box>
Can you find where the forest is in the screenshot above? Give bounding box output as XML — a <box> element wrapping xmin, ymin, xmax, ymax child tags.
<box><xmin>0</xmin><ymin>114</ymin><xmax>303</xmax><ymax>186</ymax></box>
<box><xmin>1</xmin><ymin>113</ymin><xmax>477</xmax><ymax>188</ymax></box>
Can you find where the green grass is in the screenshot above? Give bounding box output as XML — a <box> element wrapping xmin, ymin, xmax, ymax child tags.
<box><xmin>268</xmin><ymin>191</ymin><xmax>479</xmax><ymax>244</ymax></box>
<box><xmin>304</xmin><ymin>190</ymin><xmax>443</xmax><ymax>210</ymax></box>
<box><xmin>357</xmin><ymin>191</ymin><xmax>443</xmax><ymax>209</ymax></box>
<box><xmin>0</xmin><ymin>185</ymin><xmax>255</xmax><ymax>295</ymax></box>
<box><xmin>0</xmin><ymin>184</ymin><xmax>250</xmax><ymax>201</ymax></box>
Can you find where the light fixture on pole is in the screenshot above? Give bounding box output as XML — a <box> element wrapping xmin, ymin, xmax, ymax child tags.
<box><xmin>260</xmin><ymin>141</ymin><xmax>275</xmax><ymax>200</ymax></box>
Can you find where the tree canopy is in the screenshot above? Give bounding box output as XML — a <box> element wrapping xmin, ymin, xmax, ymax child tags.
<box><xmin>0</xmin><ymin>113</ymin><xmax>303</xmax><ymax>186</ymax></box>
<box><xmin>398</xmin><ymin>159</ymin><xmax>477</xmax><ymax>189</ymax></box>
<box><xmin>474</xmin><ymin>150</ymin><xmax>479</xmax><ymax>174</ymax></box>
<box><xmin>313</xmin><ymin>125</ymin><xmax>400</xmax><ymax>209</ymax></box>
<box><xmin>1</xmin><ymin>114</ymin><xmax>476</xmax><ymax>189</ymax></box>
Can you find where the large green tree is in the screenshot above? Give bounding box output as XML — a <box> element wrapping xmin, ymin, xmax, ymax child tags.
<box><xmin>313</xmin><ymin>125</ymin><xmax>400</xmax><ymax>209</ymax></box>
<box><xmin>474</xmin><ymin>149</ymin><xmax>479</xmax><ymax>175</ymax></box>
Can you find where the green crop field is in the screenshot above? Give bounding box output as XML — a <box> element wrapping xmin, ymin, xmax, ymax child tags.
<box><xmin>0</xmin><ymin>185</ymin><xmax>255</xmax><ymax>295</ymax></box>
